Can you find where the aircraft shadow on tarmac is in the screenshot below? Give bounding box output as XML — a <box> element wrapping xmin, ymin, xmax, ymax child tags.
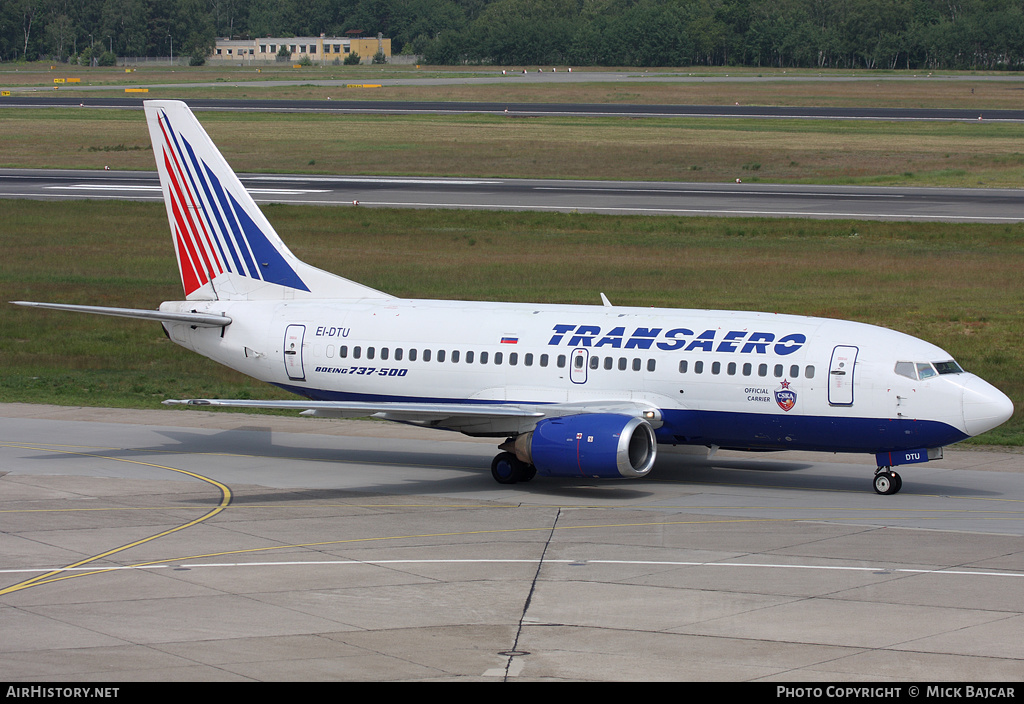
<box><xmin>20</xmin><ymin>425</ymin><xmax>1003</xmax><ymax>499</ymax></box>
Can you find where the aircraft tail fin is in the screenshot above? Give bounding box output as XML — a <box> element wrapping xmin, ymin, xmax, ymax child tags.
<box><xmin>143</xmin><ymin>100</ymin><xmax>387</xmax><ymax>302</ymax></box>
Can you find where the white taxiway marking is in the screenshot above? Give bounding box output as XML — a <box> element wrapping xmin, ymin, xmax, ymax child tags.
<box><xmin>532</xmin><ymin>186</ymin><xmax>906</xmax><ymax>198</ymax></box>
<box><xmin>3</xmin><ymin>558</ymin><xmax>1021</xmax><ymax>579</ymax></box>
<box><xmin>46</xmin><ymin>184</ymin><xmax>329</xmax><ymax>195</ymax></box>
<box><xmin>244</xmin><ymin>176</ymin><xmax>503</xmax><ymax>186</ymax></box>
<box><xmin>314</xmin><ymin>200</ymin><xmax>1021</xmax><ymax>222</ymax></box>
<box><xmin>46</xmin><ymin>185</ymin><xmax>162</xmax><ymax>192</ymax></box>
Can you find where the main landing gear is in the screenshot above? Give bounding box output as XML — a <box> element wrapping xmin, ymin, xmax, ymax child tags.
<box><xmin>491</xmin><ymin>452</ymin><xmax>537</xmax><ymax>485</ymax></box>
<box><xmin>873</xmin><ymin>466</ymin><xmax>903</xmax><ymax>495</ymax></box>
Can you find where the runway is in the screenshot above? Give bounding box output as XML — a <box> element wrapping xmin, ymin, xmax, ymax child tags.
<box><xmin>1</xmin><ymin>404</ymin><xmax>1022</xmax><ymax>681</ymax></box>
<box><xmin>4</xmin><ymin>167</ymin><xmax>1023</xmax><ymax>222</ymax></box>
<box><xmin>4</xmin><ymin>95</ymin><xmax>1024</xmax><ymax>122</ymax></box>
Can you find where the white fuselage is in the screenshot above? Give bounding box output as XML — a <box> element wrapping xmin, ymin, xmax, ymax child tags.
<box><xmin>161</xmin><ymin>296</ymin><xmax>1009</xmax><ymax>454</ymax></box>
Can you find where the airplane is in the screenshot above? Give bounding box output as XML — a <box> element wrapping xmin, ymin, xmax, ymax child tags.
<box><xmin>12</xmin><ymin>100</ymin><xmax>1015</xmax><ymax>494</ymax></box>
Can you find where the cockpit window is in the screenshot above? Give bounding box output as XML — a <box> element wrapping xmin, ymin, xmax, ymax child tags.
<box><xmin>895</xmin><ymin>361</ymin><xmax>917</xmax><ymax>380</ymax></box>
<box><xmin>895</xmin><ymin>360</ymin><xmax>964</xmax><ymax>380</ymax></box>
<box><xmin>934</xmin><ymin>360</ymin><xmax>964</xmax><ymax>375</ymax></box>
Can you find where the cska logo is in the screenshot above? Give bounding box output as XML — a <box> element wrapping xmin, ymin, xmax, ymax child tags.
<box><xmin>775</xmin><ymin>379</ymin><xmax>797</xmax><ymax>412</ymax></box>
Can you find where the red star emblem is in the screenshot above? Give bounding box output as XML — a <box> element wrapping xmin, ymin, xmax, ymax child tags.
<box><xmin>779</xmin><ymin>379</ymin><xmax>791</xmax><ymax>389</ymax></box>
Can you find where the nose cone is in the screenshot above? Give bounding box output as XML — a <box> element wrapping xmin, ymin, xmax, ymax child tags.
<box><xmin>962</xmin><ymin>375</ymin><xmax>1014</xmax><ymax>437</ymax></box>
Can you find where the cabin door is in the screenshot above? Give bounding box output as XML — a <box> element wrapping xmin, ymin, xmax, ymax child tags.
<box><xmin>828</xmin><ymin>345</ymin><xmax>858</xmax><ymax>406</ymax></box>
<box><xmin>283</xmin><ymin>324</ymin><xmax>307</xmax><ymax>381</ymax></box>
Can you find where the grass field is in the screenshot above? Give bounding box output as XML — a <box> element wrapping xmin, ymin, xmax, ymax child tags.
<box><xmin>7</xmin><ymin>66</ymin><xmax>1024</xmax><ymax>187</ymax></box>
<box><xmin>6</xmin><ymin>64</ymin><xmax>1024</xmax><ymax>109</ymax></box>
<box><xmin>4</xmin><ymin>108</ymin><xmax>1024</xmax><ymax>187</ymax></box>
<box><xmin>2</xmin><ymin>200</ymin><xmax>1022</xmax><ymax>445</ymax></box>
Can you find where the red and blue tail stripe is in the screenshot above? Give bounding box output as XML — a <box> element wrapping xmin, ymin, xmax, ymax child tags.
<box><xmin>153</xmin><ymin>107</ymin><xmax>309</xmax><ymax>298</ymax></box>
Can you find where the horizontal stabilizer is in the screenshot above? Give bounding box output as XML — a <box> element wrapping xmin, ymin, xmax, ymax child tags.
<box><xmin>11</xmin><ymin>301</ymin><xmax>231</xmax><ymax>327</ymax></box>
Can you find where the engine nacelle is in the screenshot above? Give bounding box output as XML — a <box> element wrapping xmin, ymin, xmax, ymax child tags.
<box><xmin>513</xmin><ymin>413</ymin><xmax>657</xmax><ymax>479</ymax></box>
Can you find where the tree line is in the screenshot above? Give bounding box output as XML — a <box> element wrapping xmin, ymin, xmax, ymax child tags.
<box><xmin>4</xmin><ymin>0</ymin><xmax>1024</xmax><ymax>70</ymax></box>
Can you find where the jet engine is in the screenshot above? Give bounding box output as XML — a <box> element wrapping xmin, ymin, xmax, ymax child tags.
<box><xmin>509</xmin><ymin>413</ymin><xmax>657</xmax><ymax>479</ymax></box>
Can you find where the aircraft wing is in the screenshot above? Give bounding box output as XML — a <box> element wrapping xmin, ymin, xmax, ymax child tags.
<box><xmin>162</xmin><ymin>398</ymin><xmax>546</xmax><ymax>420</ymax></box>
<box><xmin>162</xmin><ymin>397</ymin><xmax>664</xmax><ymax>427</ymax></box>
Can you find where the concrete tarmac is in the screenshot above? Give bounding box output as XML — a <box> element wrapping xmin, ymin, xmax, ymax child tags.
<box><xmin>1</xmin><ymin>404</ymin><xmax>1022</xmax><ymax>681</ymax></box>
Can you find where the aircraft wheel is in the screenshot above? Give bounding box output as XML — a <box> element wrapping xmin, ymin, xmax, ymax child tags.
<box><xmin>491</xmin><ymin>452</ymin><xmax>525</xmax><ymax>484</ymax></box>
<box><xmin>873</xmin><ymin>468</ymin><xmax>902</xmax><ymax>495</ymax></box>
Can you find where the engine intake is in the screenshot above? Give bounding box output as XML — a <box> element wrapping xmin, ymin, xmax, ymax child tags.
<box><xmin>511</xmin><ymin>413</ymin><xmax>657</xmax><ymax>479</ymax></box>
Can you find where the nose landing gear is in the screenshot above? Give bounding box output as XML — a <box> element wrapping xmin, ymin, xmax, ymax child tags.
<box><xmin>873</xmin><ymin>467</ymin><xmax>903</xmax><ymax>495</ymax></box>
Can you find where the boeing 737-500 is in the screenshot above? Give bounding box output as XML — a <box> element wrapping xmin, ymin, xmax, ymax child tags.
<box><xmin>13</xmin><ymin>100</ymin><xmax>1015</xmax><ymax>494</ymax></box>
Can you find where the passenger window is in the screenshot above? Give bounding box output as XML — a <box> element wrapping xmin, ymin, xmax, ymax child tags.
<box><xmin>466</xmin><ymin>351</ymin><xmax>474</xmax><ymax>364</ymax></box>
<box><xmin>632</xmin><ymin>358</ymin><xmax>641</xmax><ymax>371</ymax></box>
<box><xmin>495</xmin><ymin>352</ymin><xmax>503</xmax><ymax>365</ymax></box>
<box><xmin>540</xmin><ymin>354</ymin><xmax>549</xmax><ymax>367</ymax></box>
<box><xmin>557</xmin><ymin>355</ymin><xmax>566</xmax><ymax>368</ymax></box>
<box><xmin>480</xmin><ymin>351</ymin><xmax>489</xmax><ymax>364</ymax></box>
<box><xmin>647</xmin><ymin>359</ymin><xmax>656</xmax><ymax>372</ymax></box>
<box><xmin>590</xmin><ymin>356</ymin><xmax>599</xmax><ymax>370</ymax></box>
<box><xmin>510</xmin><ymin>353</ymin><xmax>518</xmax><ymax>366</ymax></box>
<box><xmin>695</xmin><ymin>361</ymin><xmax>704</xmax><ymax>374</ymax></box>
<box><xmin>381</xmin><ymin>348</ymin><xmax>389</xmax><ymax>360</ymax></box>
<box><xmin>451</xmin><ymin>350</ymin><xmax>459</xmax><ymax>363</ymax></box>
<box><xmin>409</xmin><ymin>348</ymin><xmax>417</xmax><ymax>362</ymax></box>
<box><xmin>618</xmin><ymin>357</ymin><xmax>627</xmax><ymax>371</ymax></box>
<box><xmin>790</xmin><ymin>365</ymin><xmax>799</xmax><ymax>378</ymax></box>
<box><xmin>679</xmin><ymin>360</ymin><xmax>688</xmax><ymax>373</ymax></box>
<box><xmin>805</xmin><ymin>365</ymin><xmax>815</xmax><ymax>379</ymax></box>
<box><xmin>742</xmin><ymin>363</ymin><xmax>751</xmax><ymax>376</ymax></box>
<box><xmin>326</xmin><ymin>345</ymin><xmax>335</xmax><ymax>358</ymax></box>
<box><xmin>395</xmin><ymin>348</ymin><xmax>403</xmax><ymax>361</ymax></box>
<box><xmin>353</xmin><ymin>346</ymin><xmax>362</xmax><ymax>359</ymax></box>
<box><xmin>727</xmin><ymin>362</ymin><xmax>736</xmax><ymax>376</ymax></box>
<box><xmin>758</xmin><ymin>363</ymin><xmax>767</xmax><ymax>377</ymax></box>
<box><xmin>575</xmin><ymin>355</ymin><xmax>584</xmax><ymax>369</ymax></box>
<box><xmin>437</xmin><ymin>350</ymin><xmax>446</xmax><ymax>363</ymax></box>
<box><xmin>774</xmin><ymin>364</ymin><xmax>783</xmax><ymax>378</ymax></box>
<box><xmin>367</xmin><ymin>347</ymin><xmax>375</xmax><ymax>360</ymax></box>
<box><xmin>711</xmin><ymin>361</ymin><xmax>721</xmax><ymax>375</ymax></box>
<box><xmin>604</xmin><ymin>357</ymin><xmax>613</xmax><ymax>370</ymax></box>
<box><xmin>422</xmin><ymin>349</ymin><xmax>431</xmax><ymax>362</ymax></box>
<box><xmin>525</xmin><ymin>353</ymin><xmax>533</xmax><ymax>366</ymax></box>
<box><xmin>340</xmin><ymin>345</ymin><xmax>348</xmax><ymax>358</ymax></box>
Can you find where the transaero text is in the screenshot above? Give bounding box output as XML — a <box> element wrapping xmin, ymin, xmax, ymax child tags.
<box><xmin>547</xmin><ymin>324</ymin><xmax>807</xmax><ymax>355</ymax></box>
